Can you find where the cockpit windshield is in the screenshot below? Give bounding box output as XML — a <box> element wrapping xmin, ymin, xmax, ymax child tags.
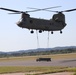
<box><xmin>16</xmin><ymin>18</ymin><xmax>23</xmax><ymax>25</ymax></box>
<box><xmin>19</xmin><ymin>18</ymin><xmax>23</xmax><ymax>22</ymax></box>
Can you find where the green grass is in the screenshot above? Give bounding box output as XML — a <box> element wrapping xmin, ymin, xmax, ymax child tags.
<box><xmin>0</xmin><ymin>53</ymin><xmax>76</xmax><ymax>62</ymax></box>
<box><xmin>0</xmin><ymin>66</ymin><xmax>76</xmax><ymax>74</ymax></box>
<box><xmin>73</xmin><ymin>72</ymin><xmax>76</xmax><ymax>75</ymax></box>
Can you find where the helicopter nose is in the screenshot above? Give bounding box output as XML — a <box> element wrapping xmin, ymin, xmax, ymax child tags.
<box><xmin>16</xmin><ymin>21</ymin><xmax>23</xmax><ymax>28</ymax></box>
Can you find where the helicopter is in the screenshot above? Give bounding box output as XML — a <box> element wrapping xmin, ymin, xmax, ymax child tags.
<box><xmin>0</xmin><ymin>6</ymin><xmax>76</xmax><ymax>34</ymax></box>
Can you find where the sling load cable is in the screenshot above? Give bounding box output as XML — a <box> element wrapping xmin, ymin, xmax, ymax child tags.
<box><xmin>36</xmin><ymin>30</ymin><xmax>40</xmax><ymax>48</ymax></box>
<box><xmin>47</xmin><ymin>31</ymin><xmax>50</xmax><ymax>48</ymax></box>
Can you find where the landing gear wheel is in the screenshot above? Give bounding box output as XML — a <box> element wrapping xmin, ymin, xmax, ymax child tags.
<box><xmin>30</xmin><ymin>30</ymin><xmax>34</xmax><ymax>34</ymax></box>
<box><xmin>60</xmin><ymin>30</ymin><xmax>62</xmax><ymax>34</ymax></box>
<box><xmin>39</xmin><ymin>30</ymin><xmax>42</xmax><ymax>33</ymax></box>
<box><xmin>51</xmin><ymin>31</ymin><xmax>53</xmax><ymax>34</ymax></box>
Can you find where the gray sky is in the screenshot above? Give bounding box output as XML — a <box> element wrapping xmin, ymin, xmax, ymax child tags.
<box><xmin>0</xmin><ymin>0</ymin><xmax>76</xmax><ymax>52</ymax></box>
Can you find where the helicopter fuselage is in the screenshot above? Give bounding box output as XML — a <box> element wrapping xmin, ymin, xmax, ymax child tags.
<box><xmin>17</xmin><ymin>18</ymin><xmax>65</xmax><ymax>30</ymax></box>
<box><xmin>17</xmin><ymin>13</ymin><xmax>66</xmax><ymax>33</ymax></box>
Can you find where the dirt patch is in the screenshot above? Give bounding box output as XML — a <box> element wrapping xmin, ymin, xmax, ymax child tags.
<box><xmin>0</xmin><ymin>73</ymin><xmax>25</xmax><ymax>75</ymax></box>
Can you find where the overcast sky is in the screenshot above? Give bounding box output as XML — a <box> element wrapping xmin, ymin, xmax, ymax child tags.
<box><xmin>0</xmin><ymin>0</ymin><xmax>76</xmax><ymax>52</ymax></box>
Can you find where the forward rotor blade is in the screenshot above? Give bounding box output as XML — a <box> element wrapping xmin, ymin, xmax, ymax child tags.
<box><xmin>0</xmin><ymin>7</ymin><xmax>23</xmax><ymax>13</ymax></box>
<box><xmin>0</xmin><ymin>7</ymin><xmax>43</xmax><ymax>14</ymax></box>
<box><xmin>27</xmin><ymin>6</ymin><xmax>61</xmax><ymax>11</ymax></box>
<box><xmin>8</xmin><ymin>12</ymin><xmax>22</xmax><ymax>14</ymax></box>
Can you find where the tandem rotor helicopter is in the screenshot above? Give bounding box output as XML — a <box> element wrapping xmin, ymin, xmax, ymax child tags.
<box><xmin>0</xmin><ymin>6</ymin><xmax>76</xmax><ymax>34</ymax></box>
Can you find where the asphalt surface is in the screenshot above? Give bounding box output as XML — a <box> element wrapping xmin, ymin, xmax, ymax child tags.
<box><xmin>0</xmin><ymin>58</ymin><xmax>76</xmax><ymax>67</ymax></box>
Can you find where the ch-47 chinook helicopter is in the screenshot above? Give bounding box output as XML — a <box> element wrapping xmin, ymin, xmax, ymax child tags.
<box><xmin>0</xmin><ymin>6</ymin><xmax>76</xmax><ymax>34</ymax></box>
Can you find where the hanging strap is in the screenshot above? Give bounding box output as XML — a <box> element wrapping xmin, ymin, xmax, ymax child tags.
<box><xmin>47</xmin><ymin>31</ymin><xmax>50</xmax><ymax>48</ymax></box>
<box><xmin>36</xmin><ymin>30</ymin><xmax>40</xmax><ymax>48</ymax></box>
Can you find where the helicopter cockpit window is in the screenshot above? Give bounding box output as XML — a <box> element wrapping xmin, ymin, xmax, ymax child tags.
<box><xmin>17</xmin><ymin>18</ymin><xmax>22</xmax><ymax>25</ymax></box>
<box><xmin>19</xmin><ymin>18</ymin><xmax>23</xmax><ymax>22</ymax></box>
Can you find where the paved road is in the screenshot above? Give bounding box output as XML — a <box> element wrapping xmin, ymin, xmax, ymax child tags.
<box><xmin>0</xmin><ymin>58</ymin><xmax>76</xmax><ymax>67</ymax></box>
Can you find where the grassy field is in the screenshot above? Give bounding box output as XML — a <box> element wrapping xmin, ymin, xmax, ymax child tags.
<box><xmin>0</xmin><ymin>53</ymin><xmax>76</xmax><ymax>74</ymax></box>
<box><xmin>0</xmin><ymin>66</ymin><xmax>76</xmax><ymax>74</ymax></box>
<box><xmin>0</xmin><ymin>53</ymin><xmax>76</xmax><ymax>61</ymax></box>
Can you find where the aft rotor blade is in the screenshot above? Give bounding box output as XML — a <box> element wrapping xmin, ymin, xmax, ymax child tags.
<box><xmin>41</xmin><ymin>6</ymin><xmax>61</xmax><ymax>10</ymax></box>
<box><xmin>0</xmin><ymin>7</ymin><xmax>23</xmax><ymax>13</ymax></box>
<box><xmin>39</xmin><ymin>8</ymin><xmax>76</xmax><ymax>13</ymax></box>
<box><xmin>63</xmin><ymin>8</ymin><xmax>76</xmax><ymax>12</ymax></box>
<box><xmin>41</xmin><ymin>10</ymin><xmax>59</xmax><ymax>12</ymax></box>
